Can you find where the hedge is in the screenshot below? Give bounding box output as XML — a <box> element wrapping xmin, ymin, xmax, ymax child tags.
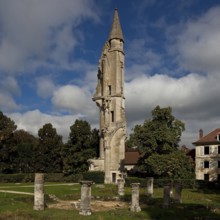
<box><xmin>0</xmin><ymin>173</ymin><xmax>83</xmax><ymax>183</ymax></box>
<box><xmin>0</xmin><ymin>173</ymin><xmax>34</xmax><ymax>183</ymax></box>
<box><xmin>82</xmin><ymin>171</ymin><xmax>104</xmax><ymax>184</ymax></box>
<box><xmin>125</xmin><ymin>177</ymin><xmax>197</xmax><ymax>189</ymax></box>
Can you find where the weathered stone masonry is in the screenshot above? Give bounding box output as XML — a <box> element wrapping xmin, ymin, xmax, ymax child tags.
<box><xmin>89</xmin><ymin>9</ymin><xmax>127</xmax><ymax>184</ymax></box>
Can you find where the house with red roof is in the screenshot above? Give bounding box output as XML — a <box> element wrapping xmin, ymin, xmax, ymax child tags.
<box><xmin>193</xmin><ymin>129</ymin><xmax>220</xmax><ymax>181</ymax></box>
<box><xmin>124</xmin><ymin>148</ymin><xmax>143</xmax><ymax>171</ymax></box>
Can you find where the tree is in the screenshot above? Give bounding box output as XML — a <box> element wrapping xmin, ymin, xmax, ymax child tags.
<box><xmin>62</xmin><ymin>120</ymin><xmax>99</xmax><ymax>175</ymax></box>
<box><xmin>145</xmin><ymin>151</ymin><xmax>195</xmax><ymax>179</ymax></box>
<box><xmin>127</xmin><ymin>106</ymin><xmax>190</xmax><ymax>178</ymax></box>
<box><xmin>90</xmin><ymin>128</ymin><xmax>100</xmax><ymax>157</ymax></box>
<box><xmin>12</xmin><ymin>130</ymin><xmax>38</xmax><ymax>173</ymax></box>
<box><xmin>128</xmin><ymin>106</ymin><xmax>185</xmax><ymax>155</ymax></box>
<box><xmin>0</xmin><ymin>111</ymin><xmax>17</xmax><ymax>173</ymax></box>
<box><xmin>35</xmin><ymin>123</ymin><xmax>63</xmax><ymax>173</ymax></box>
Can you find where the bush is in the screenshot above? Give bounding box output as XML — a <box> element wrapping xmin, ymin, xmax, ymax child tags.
<box><xmin>82</xmin><ymin>171</ymin><xmax>104</xmax><ymax>184</ymax></box>
<box><xmin>125</xmin><ymin>177</ymin><xmax>197</xmax><ymax>189</ymax></box>
<box><xmin>63</xmin><ymin>173</ymin><xmax>83</xmax><ymax>183</ymax></box>
<box><xmin>39</xmin><ymin>173</ymin><xmax>83</xmax><ymax>183</ymax></box>
<box><xmin>154</xmin><ymin>178</ymin><xmax>197</xmax><ymax>188</ymax></box>
<box><xmin>0</xmin><ymin>173</ymin><xmax>34</xmax><ymax>183</ymax></box>
<box><xmin>0</xmin><ymin>173</ymin><xmax>83</xmax><ymax>183</ymax></box>
<box><xmin>124</xmin><ymin>177</ymin><xmax>146</xmax><ymax>187</ymax></box>
<box><xmin>196</xmin><ymin>180</ymin><xmax>220</xmax><ymax>190</ymax></box>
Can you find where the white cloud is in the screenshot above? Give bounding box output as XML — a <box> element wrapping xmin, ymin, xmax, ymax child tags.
<box><xmin>0</xmin><ymin>0</ymin><xmax>98</xmax><ymax>73</ymax></box>
<box><xmin>1</xmin><ymin>76</ymin><xmax>21</xmax><ymax>96</ymax></box>
<box><xmin>0</xmin><ymin>76</ymin><xmax>21</xmax><ymax>111</ymax></box>
<box><xmin>126</xmin><ymin>39</ymin><xmax>162</xmax><ymax>80</ymax></box>
<box><xmin>124</xmin><ymin>70</ymin><xmax>220</xmax><ymax>146</ymax></box>
<box><xmin>125</xmin><ymin>73</ymin><xmax>203</xmax><ymax>118</ymax></box>
<box><xmin>0</xmin><ymin>93</ymin><xmax>20</xmax><ymax>112</ymax></box>
<box><xmin>51</xmin><ymin>85</ymin><xmax>97</xmax><ymax>116</ymax></box>
<box><xmin>3</xmin><ymin>2</ymin><xmax>220</xmax><ymax>150</ymax></box>
<box><xmin>9</xmin><ymin>110</ymin><xmax>81</xmax><ymax>142</ymax></box>
<box><xmin>36</xmin><ymin>77</ymin><xmax>56</xmax><ymax>99</ymax></box>
<box><xmin>177</xmin><ymin>6</ymin><xmax>220</xmax><ymax>73</ymax></box>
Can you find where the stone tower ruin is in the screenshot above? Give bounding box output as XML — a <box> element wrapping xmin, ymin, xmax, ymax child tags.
<box><xmin>89</xmin><ymin>9</ymin><xmax>127</xmax><ymax>184</ymax></box>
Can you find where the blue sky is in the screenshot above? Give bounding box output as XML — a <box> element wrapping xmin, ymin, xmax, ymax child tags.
<box><xmin>1</xmin><ymin>0</ymin><xmax>220</xmax><ymax>147</ymax></box>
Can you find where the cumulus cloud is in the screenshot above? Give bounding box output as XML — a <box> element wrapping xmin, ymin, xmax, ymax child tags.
<box><xmin>126</xmin><ymin>73</ymin><xmax>200</xmax><ymax>122</ymax></box>
<box><xmin>3</xmin><ymin>2</ymin><xmax>220</xmax><ymax>149</ymax></box>
<box><xmin>1</xmin><ymin>77</ymin><xmax>21</xmax><ymax>96</ymax></box>
<box><xmin>51</xmin><ymin>84</ymin><xmax>97</xmax><ymax>117</ymax></box>
<box><xmin>0</xmin><ymin>93</ymin><xmax>20</xmax><ymax>112</ymax></box>
<box><xmin>126</xmin><ymin>39</ymin><xmax>162</xmax><ymax>80</ymax></box>
<box><xmin>123</xmin><ymin>5</ymin><xmax>220</xmax><ymax>147</ymax></box>
<box><xmin>9</xmin><ymin>110</ymin><xmax>82</xmax><ymax>142</ymax></box>
<box><xmin>0</xmin><ymin>0</ymin><xmax>98</xmax><ymax>74</ymax></box>
<box><xmin>36</xmin><ymin>77</ymin><xmax>56</xmax><ymax>99</ymax></box>
<box><xmin>176</xmin><ymin>6</ymin><xmax>220</xmax><ymax>73</ymax></box>
<box><xmin>0</xmin><ymin>77</ymin><xmax>21</xmax><ymax>111</ymax></box>
<box><xmin>125</xmin><ymin>70</ymin><xmax>220</xmax><ymax>146</ymax></box>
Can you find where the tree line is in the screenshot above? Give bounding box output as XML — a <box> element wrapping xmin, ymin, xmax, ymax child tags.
<box><xmin>0</xmin><ymin>111</ymin><xmax>99</xmax><ymax>175</ymax></box>
<box><xmin>0</xmin><ymin>106</ymin><xmax>195</xmax><ymax>179</ymax></box>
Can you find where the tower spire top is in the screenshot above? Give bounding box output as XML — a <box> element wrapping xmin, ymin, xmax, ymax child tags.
<box><xmin>108</xmin><ymin>9</ymin><xmax>124</xmax><ymax>42</ymax></box>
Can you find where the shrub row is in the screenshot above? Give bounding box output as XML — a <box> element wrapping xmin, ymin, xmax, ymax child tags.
<box><xmin>1</xmin><ymin>173</ymin><xmax>218</xmax><ymax>190</ymax></box>
<box><xmin>0</xmin><ymin>173</ymin><xmax>34</xmax><ymax>183</ymax></box>
<box><xmin>82</xmin><ymin>171</ymin><xmax>104</xmax><ymax>184</ymax></box>
<box><xmin>0</xmin><ymin>172</ymin><xmax>105</xmax><ymax>183</ymax></box>
<box><xmin>125</xmin><ymin>177</ymin><xmax>198</xmax><ymax>189</ymax></box>
<box><xmin>196</xmin><ymin>180</ymin><xmax>220</xmax><ymax>190</ymax></box>
<box><xmin>0</xmin><ymin>173</ymin><xmax>83</xmax><ymax>183</ymax></box>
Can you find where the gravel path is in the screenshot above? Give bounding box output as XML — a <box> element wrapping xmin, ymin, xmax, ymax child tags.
<box><xmin>0</xmin><ymin>190</ymin><xmax>33</xmax><ymax>195</ymax></box>
<box><xmin>0</xmin><ymin>183</ymin><xmax>78</xmax><ymax>195</ymax></box>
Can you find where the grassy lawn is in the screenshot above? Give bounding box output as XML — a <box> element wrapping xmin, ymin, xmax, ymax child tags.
<box><xmin>0</xmin><ymin>183</ymin><xmax>219</xmax><ymax>219</ymax></box>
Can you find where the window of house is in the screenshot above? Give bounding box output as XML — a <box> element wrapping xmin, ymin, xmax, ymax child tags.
<box><xmin>218</xmin><ymin>161</ymin><xmax>220</xmax><ymax>168</ymax></box>
<box><xmin>111</xmin><ymin>111</ymin><xmax>114</xmax><ymax>122</ymax></box>
<box><xmin>204</xmin><ymin>146</ymin><xmax>210</xmax><ymax>155</ymax></box>
<box><xmin>204</xmin><ymin>174</ymin><xmax>209</xmax><ymax>181</ymax></box>
<box><xmin>204</xmin><ymin>161</ymin><xmax>209</xmax><ymax>168</ymax></box>
<box><xmin>218</xmin><ymin>146</ymin><xmax>220</xmax><ymax>154</ymax></box>
<box><xmin>218</xmin><ymin>174</ymin><xmax>220</xmax><ymax>181</ymax></box>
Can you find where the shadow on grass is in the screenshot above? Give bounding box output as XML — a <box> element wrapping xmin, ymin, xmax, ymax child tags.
<box><xmin>141</xmin><ymin>197</ymin><xmax>220</xmax><ymax>220</ymax></box>
<box><xmin>122</xmin><ymin>193</ymin><xmax>220</xmax><ymax>220</ymax></box>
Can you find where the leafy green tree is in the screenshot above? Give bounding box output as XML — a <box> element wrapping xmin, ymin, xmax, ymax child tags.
<box><xmin>127</xmin><ymin>106</ymin><xmax>190</xmax><ymax>178</ymax></box>
<box><xmin>35</xmin><ymin>123</ymin><xmax>63</xmax><ymax>173</ymax></box>
<box><xmin>12</xmin><ymin>130</ymin><xmax>38</xmax><ymax>173</ymax></box>
<box><xmin>90</xmin><ymin>128</ymin><xmax>99</xmax><ymax>157</ymax></box>
<box><xmin>145</xmin><ymin>151</ymin><xmax>195</xmax><ymax>179</ymax></box>
<box><xmin>0</xmin><ymin>111</ymin><xmax>17</xmax><ymax>173</ymax></box>
<box><xmin>62</xmin><ymin>120</ymin><xmax>99</xmax><ymax>175</ymax></box>
<box><xmin>129</xmin><ymin>106</ymin><xmax>185</xmax><ymax>155</ymax></box>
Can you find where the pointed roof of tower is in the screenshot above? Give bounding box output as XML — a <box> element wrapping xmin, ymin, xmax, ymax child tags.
<box><xmin>108</xmin><ymin>8</ymin><xmax>124</xmax><ymax>42</ymax></box>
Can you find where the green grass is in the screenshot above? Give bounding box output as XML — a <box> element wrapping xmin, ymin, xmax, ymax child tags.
<box><xmin>0</xmin><ymin>183</ymin><xmax>220</xmax><ymax>219</ymax></box>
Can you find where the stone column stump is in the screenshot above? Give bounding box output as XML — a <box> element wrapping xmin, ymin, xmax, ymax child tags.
<box><xmin>163</xmin><ymin>185</ymin><xmax>171</xmax><ymax>208</ymax></box>
<box><xmin>33</xmin><ymin>173</ymin><xmax>45</xmax><ymax>211</ymax></box>
<box><xmin>174</xmin><ymin>182</ymin><xmax>182</xmax><ymax>203</ymax></box>
<box><xmin>117</xmin><ymin>178</ymin><xmax>125</xmax><ymax>196</ymax></box>
<box><xmin>130</xmin><ymin>183</ymin><xmax>141</xmax><ymax>212</ymax></box>
<box><xmin>79</xmin><ymin>181</ymin><xmax>93</xmax><ymax>216</ymax></box>
<box><xmin>146</xmin><ymin>177</ymin><xmax>154</xmax><ymax>198</ymax></box>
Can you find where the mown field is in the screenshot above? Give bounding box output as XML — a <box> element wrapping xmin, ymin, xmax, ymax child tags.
<box><xmin>0</xmin><ymin>182</ymin><xmax>220</xmax><ymax>220</ymax></box>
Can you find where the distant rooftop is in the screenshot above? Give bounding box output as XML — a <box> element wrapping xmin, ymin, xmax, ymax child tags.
<box><xmin>193</xmin><ymin>128</ymin><xmax>220</xmax><ymax>145</ymax></box>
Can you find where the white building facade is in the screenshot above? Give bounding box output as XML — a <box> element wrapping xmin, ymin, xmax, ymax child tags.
<box><xmin>193</xmin><ymin>129</ymin><xmax>220</xmax><ymax>181</ymax></box>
